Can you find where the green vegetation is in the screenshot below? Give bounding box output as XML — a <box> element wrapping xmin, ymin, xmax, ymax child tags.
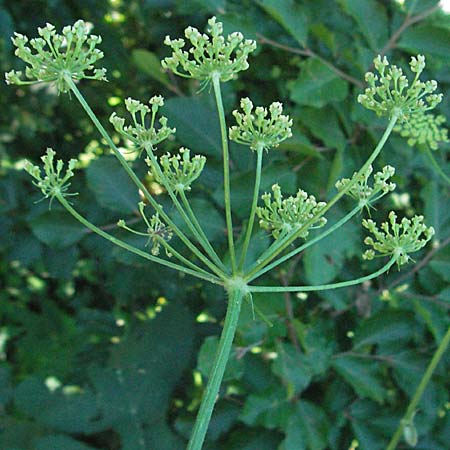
<box><xmin>1</xmin><ymin>1</ymin><xmax>449</xmax><ymax>449</ymax></box>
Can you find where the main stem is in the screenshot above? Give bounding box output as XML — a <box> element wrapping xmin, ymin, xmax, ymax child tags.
<box><xmin>238</xmin><ymin>146</ymin><xmax>264</xmax><ymax>271</ymax></box>
<box><xmin>187</xmin><ymin>286</ymin><xmax>244</xmax><ymax>450</ymax></box>
<box><xmin>386</xmin><ymin>325</ymin><xmax>450</xmax><ymax>450</ymax></box>
<box><xmin>212</xmin><ymin>73</ymin><xmax>237</xmax><ymax>274</ymax></box>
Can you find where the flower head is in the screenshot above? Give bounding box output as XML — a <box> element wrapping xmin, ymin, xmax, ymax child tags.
<box><xmin>335</xmin><ymin>165</ymin><xmax>396</xmax><ymax>209</ymax></box>
<box><xmin>362</xmin><ymin>211</ymin><xmax>434</xmax><ymax>267</ymax></box>
<box><xmin>256</xmin><ymin>184</ymin><xmax>327</xmax><ymax>239</ymax></box>
<box><xmin>24</xmin><ymin>148</ymin><xmax>78</xmax><ymax>207</ymax></box>
<box><xmin>109</xmin><ymin>96</ymin><xmax>175</xmax><ymax>153</ymax></box>
<box><xmin>161</xmin><ymin>16</ymin><xmax>256</xmax><ymax>85</ymax></box>
<box><xmin>5</xmin><ymin>20</ymin><xmax>107</xmax><ymax>94</ymax></box>
<box><xmin>358</xmin><ymin>55</ymin><xmax>447</xmax><ymax>149</ymax></box>
<box><xmin>147</xmin><ymin>147</ymin><xmax>206</xmax><ymax>193</ymax></box>
<box><xmin>118</xmin><ymin>202</ymin><xmax>173</xmax><ymax>257</ymax></box>
<box><xmin>229</xmin><ymin>98</ymin><xmax>293</xmax><ymax>151</ymax></box>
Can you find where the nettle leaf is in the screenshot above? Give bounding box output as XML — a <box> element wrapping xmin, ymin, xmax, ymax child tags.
<box><xmin>163</xmin><ymin>97</ymin><xmax>221</xmax><ymax>156</ymax></box>
<box><xmin>289</xmin><ymin>58</ymin><xmax>348</xmax><ymax>108</ymax></box>
<box><xmin>131</xmin><ymin>49</ymin><xmax>171</xmax><ymax>87</ymax></box>
<box><xmin>30</xmin><ymin>210</ymin><xmax>86</xmax><ymax>249</ymax></box>
<box><xmin>282</xmin><ymin>401</ymin><xmax>330</xmax><ymax>450</ymax></box>
<box><xmin>337</xmin><ymin>0</ymin><xmax>388</xmax><ymax>51</ymax></box>
<box><xmin>35</xmin><ymin>435</ymin><xmax>97</xmax><ymax>450</ymax></box>
<box><xmin>332</xmin><ymin>355</ymin><xmax>386</xmax><ymax>402</ymax></box>
<box><xmin>87</xmin><ymin>156</ymin><xmax>140</xmax><ymax>214</ymax></box>
<box><xmin>259</xmin><ymin>0</ymin><xmax>309</xmax><ymax>46</ymax></box>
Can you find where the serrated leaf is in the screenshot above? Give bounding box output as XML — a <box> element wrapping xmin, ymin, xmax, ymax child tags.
<box><xmin>259</xmin><ymin>0</ymin><xmax>309</xmax><ymax>46</ymax></box>
<box><xmin>398</xmin><ymin>25</ymin><xmax>450</xmax><ymax>58</ymax></box>
<box><xmin>332</xmin><ymin>355</ymin><xmax>386</xmax><ymax>402</ymax></box>
<box><xmin>290</xmin><ymin>58</ymin><xmax>348</xmax><ymax>108</ymax></box>
<box><xmin>338</xmin><ymin>0</ymin><xmax>388</xmax><ymax>50</ymax></box>
<box><xmin>282</xmin><ymin>401</ymin><xmax>330</xmax><ymax>450</ymax></box>
<box><xmin>131</xmin><ymin>49</ymin><xmax>170</xmax><ymax>86</ymax></box>
<box><xmin>163</xmin><ymin>97</ymin><xmax>221</xmax><ymax>156</ymax></box>
<box><xmin>86</xmin><ymin>156</ymin><xmax>140</xmax><ymax>214</ymax></box>
<box><xmin>30</xmin><ymin>211</ymin><xmax>86</xmax><ymax>249</ymax></box>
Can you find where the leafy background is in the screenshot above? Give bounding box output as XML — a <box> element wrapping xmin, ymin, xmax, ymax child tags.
<box><xmin>1</xmin><ymin>0</ymin><xmax>449</xmax><ymax>449</ymax></box>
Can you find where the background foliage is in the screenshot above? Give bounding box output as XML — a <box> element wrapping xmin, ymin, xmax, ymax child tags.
<box><xmin>1</xmin><ymin>1</ymin><xmax>449</xmax><ymax>449</ymax></box>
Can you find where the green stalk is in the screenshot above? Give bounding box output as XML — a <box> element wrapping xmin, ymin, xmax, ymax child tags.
<box><xmin>145</xmin><ymin>147</ymin><xmax>228</xmax><ymax>277</ymax></box>
<box><xmin>56</xmin><ymin>193</ymin><xmax>222</xmax><ymax>285</ymax></box>
<box><xmin>212</xmin><ymin>73</ymin><xmax>237</xmax><ymax>273</ymax></box>
<box><xmin>179</xmin><ymin>189</ymin><xmax>226</xmax><ymax>270</ymax></box>
<box><xmin>66</xmin><ymin>77</ymin><xmax>225</xmax><ymax>280</ymax></box>
<box><xmin>187</xmin><ymin>285</ymin><xmax>245</xmax><ymax>450</ymax></box>
<box><xmin>247</xmin><ymin>114</ymin><xmax>399</xmax><ymax>272</ymax></box>
<box><xmin>386</xmin><ymin>325</ymin><xmax>450</xmax><ymax>450</ymax></box>
<box><xmin>246</xmin><ymin>205</ymin><xmax>361</xmax><ymax>282</ymax></box>
<box><xmin>248</xmin><ymin>255</ymin><xmax>397</xmax><ymax>292</ymax></box>
<box><xmin>424</xmin><ymin>145</ymin><xmax>450</xmax><ymax>185</ymax></box>
<box><xmin>238</xmin><ymin>145</ymin><xmax>264</xmax><ymax>271</ymax></box>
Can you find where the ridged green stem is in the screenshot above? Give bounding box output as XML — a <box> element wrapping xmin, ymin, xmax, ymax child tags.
<box><xmin>212</xmin><ymin>73</ymin><xmax>237</xmax><ymax>273</ymax></box>
<box><xmin>238</xmin><ymin>146</ymin><xmax>264</xmax><ymax>271</ymax></box>
<box><xmin>56</xmin><ymin>193</ymin><xmax>222</xmax><ymax>285</ymax></box>
<box><xmin>187</xmin><ymin>285</ymin><xmax>245</xmax><ymax>450</ymax></box>
<box><xmin>386</xmin><ymin>325</ymin><xmax>450</xmax><ymax>450</ymax></box>
<box><xmin>249</xmin><ymin>255</ymin><xmax>397</xmax><ymax>292</ymax></box>
<box><xmin>66</xmin><ymin>77</ymin><xmax>224</xmax><ymax>279</ymax></box>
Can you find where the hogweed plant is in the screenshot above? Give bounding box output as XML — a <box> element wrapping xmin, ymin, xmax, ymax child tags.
<box><xmin>7</xmin><ymin>18</ymin><xmax>450</xmax><ymax>450</ymax></box>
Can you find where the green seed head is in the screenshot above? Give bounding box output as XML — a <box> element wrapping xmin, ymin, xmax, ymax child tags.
<box><xmin>256</xmin><ymin>184</ymin><xmax>327</xmax><ymax>240</ymax></box>
<box><xmin>229</xmin><ymin>98</ymin><xmax>293</xmax><ymax>151</ymax></box>
<box><xmin>161</xmin><ymin>16</ymin><xmax>257</xmax><ymax>85</ymax></box>
<box><xmin>362</xmin><ymin>211</ymin><xmax>434</xmax><ymax>267</ymax></box>
<box><xmin>5</xmin><ymin>20</ymin><xmax>107</xmax><ymax>94</ymax></box>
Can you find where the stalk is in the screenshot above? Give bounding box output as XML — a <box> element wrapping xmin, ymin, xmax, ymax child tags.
<box><xmin>249</xmin><ymin>255</ymin><xmax>397</xmax><ymax>292</ymax></box>
<box><xmin>238</xmin><ymin>145</ymin><xmax>264</xmax><ymax>271</ymax></box>
<box><xmin>66</xmin><ymin>77</ymin><xmax>226</xmax><ymax>279</ymax></box>
<box><xmin>56</xmin><ymin>193</ymin><xmax>222</xmax><ymax>285</ymax></box>
<box><xmin>145</xmin><ymin>147</ymin><xmax>228</xmax><ymax>275</ymax></box>
<box><xmin>179</xmin><ymin>190</ymin><xmax>226</xmax><ymax>270</ymax></box>
<box><xmin>187</xmin><ymin>285</ymin><xmax>245</xmax><ymax>450</ymax></box>
<box><xmin>212</xmin><ymin>73</ymin><xmax>237</xmax><ymax>273</ymax></box>
<box><xmin>247</xmin><ymin>114</ymin><xmax>399</xmax><ymax>273</ymax></box>
<box><xmin>246</xmin><ymin>205</ymin><xmax>361</xmax><ymax>282</ymax></box>
<box><xmin>386</xmin><ymin>325</ymin><xmax>450</xmax><ymax>450</ymax></box>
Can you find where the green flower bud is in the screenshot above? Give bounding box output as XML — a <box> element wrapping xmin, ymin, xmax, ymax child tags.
<box><xmin>362</xmin><ymin>211</ymin><xmax>434</xmax><ymax>267</ymax></box>
<box><xmin>229</xmin><ymin>98</ymin><xmax>293</xmax><ymax>151</ymax></box>
<box><xmin>24</xmin><ymin>148</ymin><xmax>78</xmax><ymax>206</ymax></box>
<box><xmin>161</xmin><ymin>16</ymin><xmax>257</xmax><ymax>85</ymax></box>
<box><xmin>109</xmin><ymin>96</ymin><xmax>175</xmax><ymax>153</ymax></box>
<box><xmin>256</xmin><ymin>184</ymin><xmax>327</xmax><ymax>239</ymax></box>
<box><xmin>5</xmin><ymin>20</ymin><xmax>107</xmax><ymax>94</ymax></box>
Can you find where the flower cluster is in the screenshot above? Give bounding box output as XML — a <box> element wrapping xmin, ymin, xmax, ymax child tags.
<box><xmin>358</xmin><ymin>55</ymin><xmax>447</xmax><ymax>149</ymax></box>
<box><xmin>109</xmin><ymin>96</ymin><xmax>175</xmax><ymax>153</ymax></box>
<box><xmin>5</xmin><ymin>20</ymin><xmax>106</xmax><ymax>94</ymax></box>
<box><xmin>118</xmin><ymin>202</ymin><xmax>173</xmax><ymax>257</ymax></box>
<box><xmin>256</xmin><ymin>184</ymin><xmax>327</xmax><ymax>239</ymax></box>
<box><xmin>161</xmin><ymin>16</ymin><xmax>256</xmax><ymax>84</ymax></box>
<box><xmin>24</xmin><ymin>148</ymin><xmax>78</xmax><ymax>205</ymax></box>
<box><xmin>229</xmin><ymin>98</ymin><xmax>293</xmax><ymax>151</ymax></box>
<box><xmin>362</xmin><ymin>211</ymin><xmax>434</xmax><ymax>267</ymax></box>
<box><xmin>335</xmin><ymin>165</ymin><xmax>396</xmax><ymax>208</ymax></box>
<box><xmin>147</xmin><ymin>147</ymin><xmax>206</xmax><ymax>193</ymax></box>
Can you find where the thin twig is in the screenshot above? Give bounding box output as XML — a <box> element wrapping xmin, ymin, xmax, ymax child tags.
<box><xmin>256</xmin><ymin>33</ymin><xmax>364</xmax><ymax>88</ymax></box>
